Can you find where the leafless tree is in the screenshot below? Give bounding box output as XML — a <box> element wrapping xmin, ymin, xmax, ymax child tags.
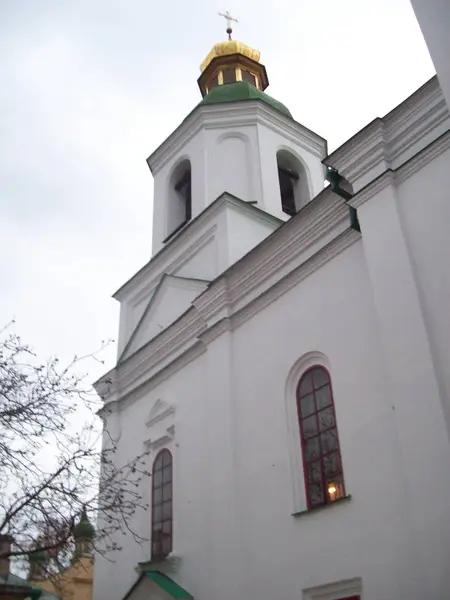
<box><xmin>0</xmin><ymin>324</ymin><xmax>150</xmax><ymax>575</ymax></box>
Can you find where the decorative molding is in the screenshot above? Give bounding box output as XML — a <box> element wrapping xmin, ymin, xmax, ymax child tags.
<box><xmin>146</xmin><ymin>399</ymin><xmax>175</xmax><ymax>428</ymax></box>
<box><xmin>115</xmin><ymin>225</ymin><xmax>217</xmax><ymax>304</ymax></box>
<box><xmin>115</xmin><ymin>193</ymin><xmax>281</xmax><ymax>306</ymax></box>
<box><xmin>98</xmin><ymin>193</ymin><xmax>359</xmax><ymax>405</ymax></box>
<box><xmin>120</xmin><ymin>274</ymin><xmax>209</xmax><ymax>363</ymax></box>
<box><xmin>394</xmin><ymin>128</ymin><xmax>450</xmax><ymax>185</ymax></box>
<box><xmin>348</xmin><ymin>130</ymin><xmax>450</xmax><ymax>209</ymax></box>
<box><xmin>230</xmin><ymin>229</ymin><xmax>359</xmax><ymax>333</ymax></box>
<box><xmin>348</xmin><ymin>171</ymin><xmax>395</xmax><ymax>209</ymax></box>
<box><xmin>324</xmin><ymin>76</ymin><xmax>449</xmax><ymax>194</ymax></box>
<box><xmin>148</xmin><ymin>101</ymin><xmax>327</xmax><ymax>174</ymax></box>
<box><xmin>143</xmin><ymin>426</ymin><xmax>175</xmax><ymax>452</ymax></box>
<box><xmin>302</xmin><ymin>577</ymin><xmax>362</xmax><ymax>600</ymax></box>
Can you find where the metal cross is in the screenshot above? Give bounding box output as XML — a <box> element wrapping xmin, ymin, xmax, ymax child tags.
<box><xmin>218</xmin><ymin>10</ymin><xmax>238</xmax><ymax>38</ymax></box>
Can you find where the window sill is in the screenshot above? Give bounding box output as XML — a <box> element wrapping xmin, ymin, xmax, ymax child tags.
<box><xmin>292</xmin><ymin>494</ymin><xmax>352</xmax><ymax>518</ymax></box>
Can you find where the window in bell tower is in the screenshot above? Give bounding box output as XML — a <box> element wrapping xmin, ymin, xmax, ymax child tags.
<box><xmin>241</xmin><ymin>69</ymin><xmax>257</xmax><ymax>87</ymax></box>
<box><xmin>209</xmin><ymin>74</ymin><xmax>219</xmax><ymax>90</ymax></box>
<box><xmin>166</xmin><ymin>159</ymin><xmax>192</xmax><ymax>239</ymax></box>
<box><xmin>222</xmin><ymin>67</ymin><xmax>236</xmax><ymax>84</ymax></box>
<box><xmin>276</xmin><ymin>150</ymin><xmax>310</xmax><ymax>216</ymax></box>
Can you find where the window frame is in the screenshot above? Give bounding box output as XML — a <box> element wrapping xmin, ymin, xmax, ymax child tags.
<box><xmin>296</xmin><ymin>366</ymin><xmax>345</xmax><ymax>509</ymax></box>
<box><xmin>151</xmin><ymin>448</ymin><xmax>173</xmax><ymax>560</ymax></box>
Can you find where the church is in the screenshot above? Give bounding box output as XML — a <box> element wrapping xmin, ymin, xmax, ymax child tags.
<box><xmin>92</xmin><ymin>14</ymin><xmax>450</xmax><ymax>600</ymax></box>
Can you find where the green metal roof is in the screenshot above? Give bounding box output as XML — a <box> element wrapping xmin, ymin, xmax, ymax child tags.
<box><xmin>143</xmin><ymin>572</ymin><xmax>193</xmax><ymax>599</ymax></box>
<box><xmin>199</xmin><ymin>81</ymin><xmax>292</xmax><ymax>118</ymax></box>
<box><xmin>0</xmin><ymin>573</ymin><xmax>61</xmax><ymax>600</ymax></box>
<box><xmin>72</xmin><ymin>508</ymin><xmax>95</xmax><ymax>541</ymax></box>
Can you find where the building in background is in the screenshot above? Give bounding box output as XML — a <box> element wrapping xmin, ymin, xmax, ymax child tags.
<box><xmin>93</xmin><ymin>18</ymin><xmax>450</xmax><ymax>600</ymax></box>
<box><xmin>0</xmin><ymin>513</ymin><xmax>94</xmax><ymax>600</ymax></box>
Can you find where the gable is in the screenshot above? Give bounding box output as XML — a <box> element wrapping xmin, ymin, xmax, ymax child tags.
<box><xmin>122</xmin><ymin>571</ymin><xmax>192</xmax><ymax>600</ymax></box>
<box><xmin>120</xmin><ymin>275</ymin><xmax>209</xmax><ymax>361</ymax></box>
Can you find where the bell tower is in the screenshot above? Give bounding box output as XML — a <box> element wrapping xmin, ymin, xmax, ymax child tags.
<box><xmin>148</xmin><ymin>17</ymin><xmax>327</xmax><ymax>255</ymax></box>
<box><xmin>113</xmin><ymin>19</ymin><xmax>329</xmax><ymax>360</ymax></box>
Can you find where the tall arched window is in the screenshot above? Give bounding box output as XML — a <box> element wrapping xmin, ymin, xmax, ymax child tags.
<box><xmin>296</xmin><ymin>366</ymin><xmax>345</xmax><ymax>508</ymax></box>
<box><xmin>276</xmin><ymin>150</ymin><xmax>309</xmax><ymax>216</ymax></box>
<box><xmin>151</xmin><ymin>449</ymin><xmax>173</xmax><ymax>559</ymax></box>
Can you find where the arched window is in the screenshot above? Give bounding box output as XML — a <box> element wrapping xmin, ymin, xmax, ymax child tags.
<box><xmin>151</xmin><ymin>449</ymin><xmax>173</xmax><ymax>559</ymax></box>
<box><xmin>296</xmin><ymin>366</ymin><xmax>345</xmax><ymax>508</ymax></box>
<box><xmin>276</xmin><ymin>150</ymin><xmax>309</xmax><ymax>216</ymax></box>
<box><xmin>167</xmin><ymin>159</ymin><xmax>192</xmax><ymax>239</ymax></box>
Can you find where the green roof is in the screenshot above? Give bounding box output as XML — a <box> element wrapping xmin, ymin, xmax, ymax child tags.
<box><xmin>72</xmin><ymin>509</ymin><xmax>95</xmax><ymax>541</ymax></box>
<box><xmin>199</xmin><ymin>81</ymin><xmax>292</xmax><ymax>118</ymax></box>
<box><xmin>143</xmin><ymin>572</ymin><xmax>192</xmax><ymax>599</ymax></box>
<box><xmin>0</xmin><ymin>573</ymin><xmax>61</xmax><ymax>600</ymax></box>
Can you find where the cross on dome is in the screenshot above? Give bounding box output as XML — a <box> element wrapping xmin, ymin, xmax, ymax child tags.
<box><xmin>218</xmin><ymin>10</ymin><xmax>238</xmax><ymax>40</ymax></box>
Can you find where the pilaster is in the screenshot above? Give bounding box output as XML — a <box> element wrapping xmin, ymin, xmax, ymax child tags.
<box><xmin>353</xmin><ymin>178</ymin><xmax>450</xmax><ymax>595</ymax></box>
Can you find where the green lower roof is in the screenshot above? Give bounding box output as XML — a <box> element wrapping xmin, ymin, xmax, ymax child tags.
<box><xmin>0</xmin><ymin>573</ymin><xmax>61</xmax><ymax>600</ymax></box>
<box><xmin>199</xmin><ymin>81</ymin><xmax>292</xmax><ymax>118</ymax></box>
<box><xmin>144</xmin><ymin>571</ymin><xmax>193</xmax><ymax>599</ymax></box>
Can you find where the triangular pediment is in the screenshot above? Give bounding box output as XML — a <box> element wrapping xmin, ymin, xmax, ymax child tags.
<box><xmin>122</xmin><ymin>570</ymin><xmax>193</xmax><ymax>600</ymax></box>
<box><xmin>147</xmin><ymin>399</ymin><xmax>175</xmax><ymax>427</ymax></box>
<box><xmin>120</xmin><ymin>274</ymin><xmax>209</xmax><ymax>361</ymax></box>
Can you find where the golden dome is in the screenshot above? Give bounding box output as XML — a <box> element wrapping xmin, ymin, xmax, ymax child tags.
<box><xmin>200</xmin><ymin>40</ymin><xmax>261</xmax><ymax>73</ymax></box>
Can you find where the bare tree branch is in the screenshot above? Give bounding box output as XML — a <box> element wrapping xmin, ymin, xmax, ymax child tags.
<box><xmin>0</xmin><ymin>325</ymin><xmax>150</xmax><ymax>576</ymax></box>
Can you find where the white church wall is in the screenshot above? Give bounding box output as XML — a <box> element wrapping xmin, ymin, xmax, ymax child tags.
<box><xmin>93</xmin><ymin>351</ymin><xmax>215</xmax><ymax>600</ymax></box>
<box><xmin>207</xmin><ymin>129</ymin><xmax>255</xmax><ymax>202</ymax></box>
<box><xmin>95</xmin><ymin>228</ymin><xmax>450</xmax><ymax>600</ymax></box>
<box><xmin>228</xmin><ymin>240</ymin><xmax>423</xmax><ymax>600</ymax></box>
<box><xmin>396</xmin><ymin>138</ymin><xmax>450</xmax><ymax>437</ymax></box>
<box><xmin>350</xmin><ymin>174</ymin><xmax>450</xmax><ymax>596</ymax></box>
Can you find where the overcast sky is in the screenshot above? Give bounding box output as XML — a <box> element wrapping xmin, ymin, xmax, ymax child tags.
<box><xmin>0</xmin><ymin>0</ymin><xmax>434</xmax><ymax>382</ymax></box>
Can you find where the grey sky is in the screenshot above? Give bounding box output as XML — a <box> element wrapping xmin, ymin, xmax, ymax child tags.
<box><xmin>0</xmin><ymin>0</ymin><xmax>434</xmax><ymax>381</ymax></box>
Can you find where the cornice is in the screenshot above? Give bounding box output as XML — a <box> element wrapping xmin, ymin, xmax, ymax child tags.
<box><xmin>231</xmin><ymin>228</ymin><xmax>360</xmax><ymax>331</ymax></box>
<box><xmin>148</xmin><ymin>101</ymin><xmax>326</xmax><ymax>174</ymax></box>
<box><xmin>100</xmin><ymin>190</ymin><xmax>353</xmax><ymax>405</ymax></box>
<box><xmin>195</xmin><ymin>189</ymin><xmax>349</xmax><ymax>326</ymax></box>
<box><xmin>324</xmin><ymin>76</ymin><xmax>449</xmax><ymax>192</ymax></box>
<box><xmin>348</xmin><ymin>170</ymin><xmax>395</xmax><ymax>209</ymax></box>
<box><xmin>394</xmin><ymin>128</ymin><xmax>450</xmax><ymax>184</ymax></box>
<box><xmin>111</xmin><ymin>221</ymin><xmax>359</xmax><ymax>404</ymax></box>
<box><xmin>348</xmin><ymin>129</ymin><xmax>450</xmax><ymax>208</ymax></box>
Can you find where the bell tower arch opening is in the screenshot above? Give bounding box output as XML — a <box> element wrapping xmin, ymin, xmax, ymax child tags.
<box><xmin>276</xmin><ymin>150</ymin><xmax>310</xmax><ymax>216</ymax></box>
<box><xmin>167</xmin><ymin>159</ymin><xmax>192</xmax><ymax>238</ymax></box>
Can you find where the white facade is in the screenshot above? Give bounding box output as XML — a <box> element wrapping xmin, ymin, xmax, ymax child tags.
<box><xmin>93</xmin><ymin>73</ymin><xmax>450</xmax><ymax>600</ymax></box>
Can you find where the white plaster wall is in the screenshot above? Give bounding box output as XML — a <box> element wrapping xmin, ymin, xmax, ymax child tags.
<box><xmin>229</xmin><ymin>241</ymin><xmax>428</xmax><ymax>600</ymax></box>
<box><xmin>207</xmin><ymin>130</ymin><xmax>254</xmax><ymax>203</ymax></box>
<box><xmin>95</xmin><ymin>227</ymin><xmax>450</xmax><ymax>600</ymax></box>
<box><xmin>397</xmin><ymin>143</ymin><xmax>450</xmax><ymax>437</ymax></box>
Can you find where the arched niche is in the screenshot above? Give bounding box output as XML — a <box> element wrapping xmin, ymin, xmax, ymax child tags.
<box><xmin>276</xmin><ymin>149</ymin><xmax>310</xmax><ymax>216</ymax></box>
<box><xmin>167</xmin><ymin>158</ymin><xmax>192</xmax><ymax>238</ymax></box>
